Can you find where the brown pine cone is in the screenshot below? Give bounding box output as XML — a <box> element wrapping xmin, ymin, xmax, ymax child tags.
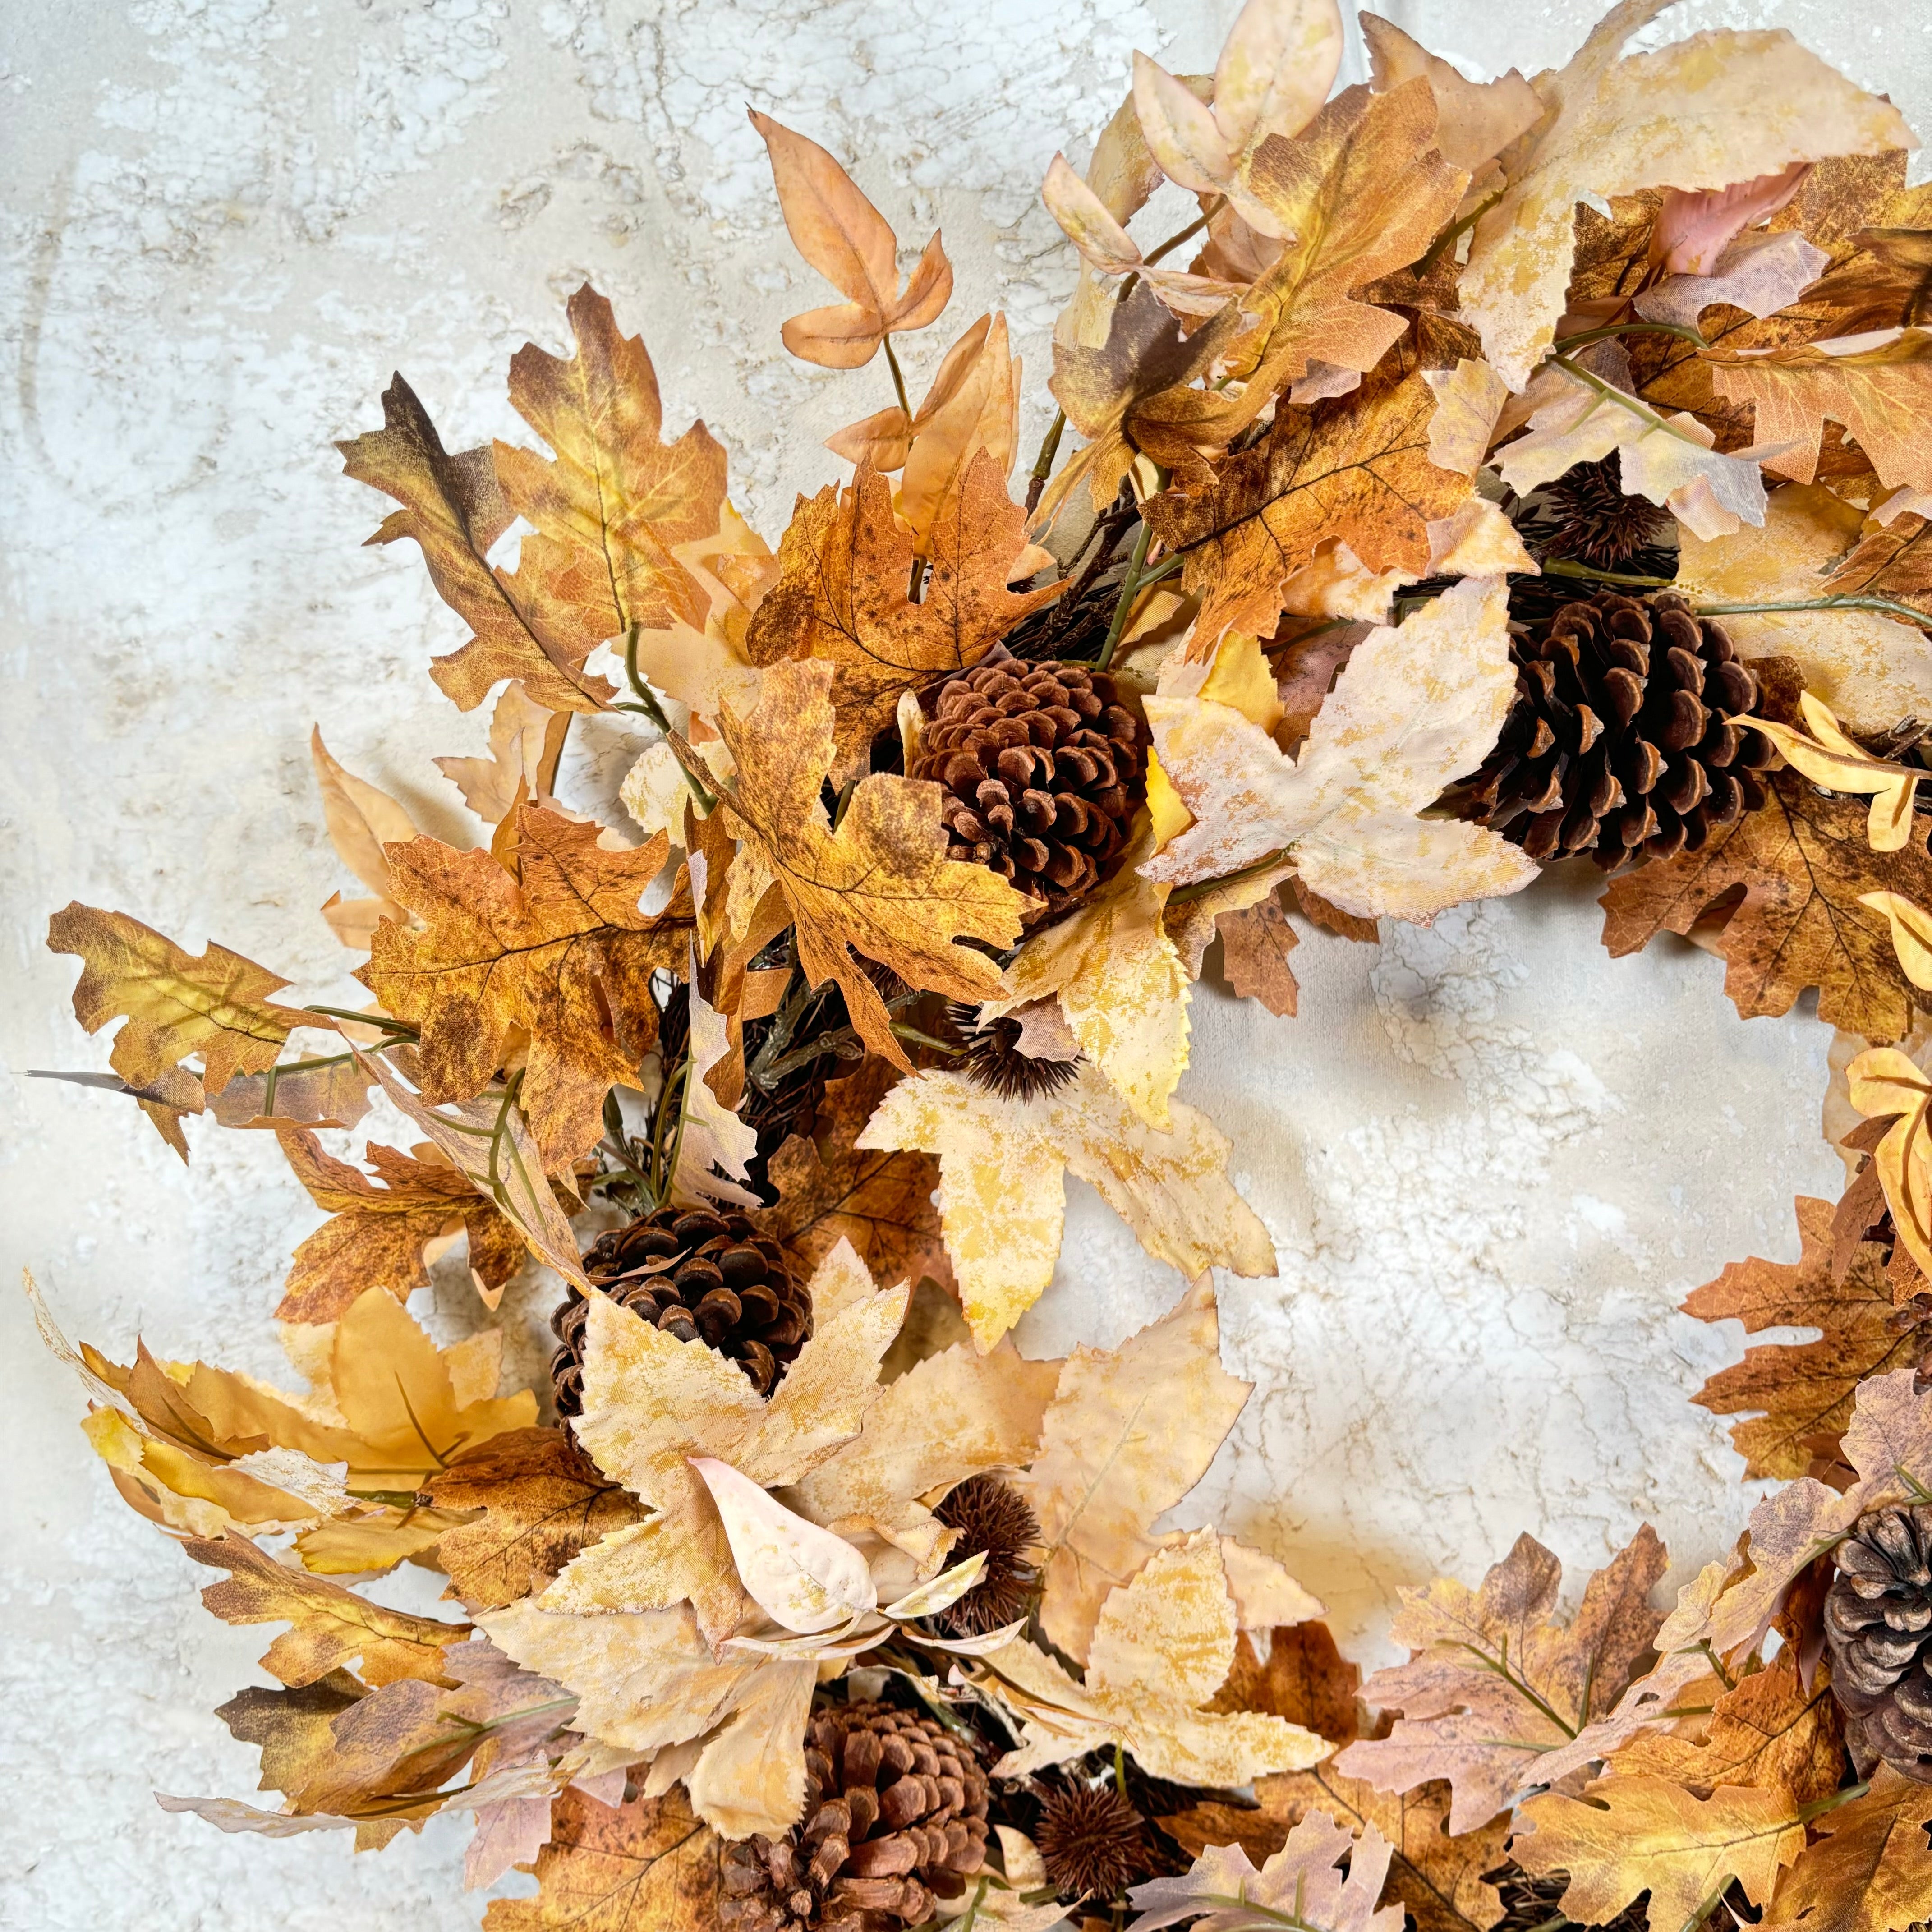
<box><xmin>910</xmin><ymin>649</ymin><xmax>1149</xmax><ymax>921</ymax></box>
<box><xmin>1826</xmin><ymin>1503</ymin><xmax>1932</xmax><ymax>1780</ymax></box>
<box><xmin>549</xmin><ymin>1206</ymin><xmax>812</xmax><ymax>1416</ymax></box>
<box><xmin>719</xmin><ymin>1701</ymin><xmax>991</xmax><ymax>1932</ymax></box>
<box><xmin>1455</xmin><ymin>589</ymin><xmax>1778</xmax><ymax>872</ymax></box>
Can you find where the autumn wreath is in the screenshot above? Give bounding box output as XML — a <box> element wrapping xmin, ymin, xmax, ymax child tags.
<box><xmin>28</xmin><ymin>1</ymin><xmax>1932</xmax><ymax>1926</ymax></box>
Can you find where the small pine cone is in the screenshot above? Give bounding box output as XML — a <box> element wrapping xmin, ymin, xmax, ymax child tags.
<box><xmin>719</xmin><ymin>1701</ymin><xmax>991</xmax><ymax>1932</ymax></box>
<box><xmin>1458</xmin><ymin>589</ymin><xmax>1778</xmax><ymax>872</ymax></box>
<box><xmin>910</xmin><ymin>650</ymin><xmax>1149</xmax><ymax>921</ymax></box>
<box><xmin>1032</xmin><ymin>1781</ymin><xmax>1149</xmax><ymax>1901</ymax></box>
<box><xmin>1482</xmin><ymin>1862</ymin><xmax>1650</xmax><ymax>1932</ymax></box>
<box><xmin>1826</xmin><ymin>1503</ymin><xmax>1932</xmax><ymax>1780</ymax></box>
<box><xmin>550</xmin><ymin>1207</ymin><xmax>812</xmax><ymax>1417</ymax></box>
<box><xmin>933</xmin><ymin>1475</ymin><xmax>1041</xmax><ymax>1636</ymax></box>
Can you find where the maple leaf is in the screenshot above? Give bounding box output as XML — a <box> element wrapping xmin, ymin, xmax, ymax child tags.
<box><xmin>1140</xmin><ymin>581</ymin><xmax>1537</xmax><ymax>923</ymax></box>
<box><xmin>1514</xmin><ymin>1775</ymin><xmax>1804</xmax><ymax>1929</ymax></box>
<box><xmin>1605</xmin><ymin>1651</ymin><xmax>1844</xmax><ymax>1808</ymax></box>
<box><xmin>744</xmin><ymin>457</ymin><xmax>1058</xmax><ymax>782</ymax></box>
<box><xmin>483</xmin><ymin>1784</ymin><xmax>721</xmax><ymax>1932</ymax></box>
<box><xmin>1673</xmin><ymin>484</ymin><xmax>1932</xmax><ymax>736</ymax></box>
<box><xmin>760</xmin><ymin>1059</ymin><xmax>954</xmax><ymax>1292</ymax></box>
<box><xmin>1335</xmin><ymin>1527</ymin><xmax>1668</xmax><ymax>1833</ymax></box>
<box><xmin>363</xmin><ymin>805</ymin><xmax>692</xmax><ymax>1163</ymax></box>
<box><xmin>186</xmin><ymin>1533</ymin><xmax>470</xmax><ymax>1688</ymax></box>
<box><xmin>1710</xmin><ymin>330</ymin><xmax>1932</xmax><ymax>497</ymax></box>
<box><xmin>47</xmin><ymin>902</ymin><xmax>305</xmax><ymax>1110</ymax></box>
<box><xmin>1598</xmin><ymin>768</ymin><xmax>1932</xmax><ymax>1043</ymax></box>
<box><xmin>705</xmin><ymin>658</ymin><xmax>1025</xmax><ymax>1070</ymax></box>
<box><xmin>1458</xmin><ymin>1</ymin><xmax>1909</xmax><ymax>389</ymax></box>
<box><xmin>337</xmin><ymin>373</ymin><xmax>613</xmax><ymax>714</ymax></box>
<box><xmin>1826</xmin><ymin>503</ymin><xmax>1932</xmax><ymax>623</ymax></box>
<box><xmin>491</xmin><ymin>284</ymin><xmax>726</xmax><ymax>649</ymax></box>
<box><xmin>980</xmin><ymin>1532</ymin><xmax>1329</xmax><ymax>1788</ymax></box>
<box><xmin>1216</xmin><ymin>890</ymin><xmax>1301</xmax><ymax>1017</ymax></box>
<box><xmin>435</xmin><ymin>681</ymin><xmax>570</xmax><ymax>826</ymax></box>
<box><xmin>1683</xmin><ymin>1195</ymin><xmax>1929</xmax><ymax>1480</ymax></box>
<box><xmin>857</xmin><ymin>1063</ymin><xmax>1276</xmax><ymax>1351</ymax></box>
<box><xmin>1758</xmin><ymin>1765</ymin><xmax>1932</xmax><ymax>1932</ymax></box>
<box><xmin>1144</xmin><ymin>363</ymin><xmax>1473</xmax><ymax>644</ymax></box>
<box><xmin>1128</xmin><ymin>1807</ymin><xmax>1403</xmax><ymax>1932</ymax></box>
<box><xmin>1162</xmin><ymin>1626</ymin><xmax>1508</xmax><ymax>1932</ymax></box>
<box><xmin>750</xmin><ymin>110</ymin><xmax>952</xmax><ymax>369</ymax></box>
<box><xmin>310</xmin><ymin>728</ymin><xmax>421</xmax><ymax>948</ymax></box>
<box><xmin>276</xmin><ymin>1129</ymin><xmax>524</xmax><ymax>1323</ymax></box>
<box><xmin>428</xmin><ymin>1427</ymin><xmax>649</xmax><ymax>1612</ymax></box>
<box><xmin>1359</xmin><ymin>15</ymin><xmax>1541</xmax><ymax>180</ymax></box>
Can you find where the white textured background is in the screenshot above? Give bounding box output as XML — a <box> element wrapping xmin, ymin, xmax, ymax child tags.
<box><xmin>3</xmin><ymin>3</ymin><xmax>1930</xmax><ymax>1925</ymax></box>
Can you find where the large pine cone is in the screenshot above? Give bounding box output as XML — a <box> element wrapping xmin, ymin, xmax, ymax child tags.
<box><xmin>719</xmin><ymin>1702</ymin><xmax>991</xmax><ymax>1932</ymax></box>
<box><xmin>1458</xmin><ymin>589</ymin><xmax>1777</xmax><ymax>871</ymax></box>
<box><xmin>1826</xmin><ymin>1503</ymin><xmax>1932</xmax><ymax>1780</ymax></box>
<box><xmin>550</xmin><ymin>1207</ymin><xmax>811</xmax><ymax>1415</ymax></box>
<box><xmin>910</xmin><ymin>651</ymin><xmax>1148</xmax><ymax>920</ymax></box>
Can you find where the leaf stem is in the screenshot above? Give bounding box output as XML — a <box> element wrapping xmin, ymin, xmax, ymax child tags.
<box><xmin>1541</xmin><ymin>558</ymin><xmax>1677</xmax><ymax>589</ymax></box>
<box><xmin>1097</xmin><ymin>511</ymin><xmax>1158</xmax><ymax>671</ymax></box>
<box><xmin>615</xmin><ymin>627</ymin><xmax>718</xmax><ymax>810</ymax></box>
<box><xmin>1412</xmin><ymin>188</ymin><xmax>1502</xmax><ymax>277</ymax></box>
<box><xmin>1694</xmin><ymin>593</ymin><xmax>1932</xmax><ymax>628</ymax></box>
<box><xmin>304</xmin><ymin>1005</ymin><xmax>418</xmax><ymax>1039</ymax></box>
<box><xmin>883</xmin><ymin>335</ymin><xmax>912</xmax><ymax>419</ymax></box>
<box><xmin>1551</xmin><ymin>319</ymin><xmax>1708</xmax><ymax>354</ymax></box>
<box><xmin>1545</xmin><ymin>354</ymin><xmax>1712</xmax><ymax>451</ymax></box>
<box><xmin>1025</xmin><ymin>409</ymin><xmax>1067</xmax><ymax>515</ymax></box>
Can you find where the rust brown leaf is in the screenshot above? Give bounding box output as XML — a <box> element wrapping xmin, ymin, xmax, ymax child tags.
<box><xmin>1216</xmin><ymin>891</ymin><xmax>1301</xmax><ymax>1017</ymax></box>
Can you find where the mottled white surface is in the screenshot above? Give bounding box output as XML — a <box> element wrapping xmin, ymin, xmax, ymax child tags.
<box><xmin>2</xmin><ymin>2</ymin><xmax>1928</xmax><ymax>1925</ymax></box>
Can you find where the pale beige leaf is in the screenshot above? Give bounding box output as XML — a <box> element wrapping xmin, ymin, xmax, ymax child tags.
<box><xmin>670</xmin><ymin>961</ymin><xmax>759</xmax><ymax>1209</ymax></box>
<box><xmin>1634</xmin><ymin>230</ymin><xmax>1831</xmax><ymax>333</ymax></box>
<box><xmin>1422</xmin><ymin>359</ymin><xmax>1509</xmax><ymax>476</ymax></box>
<box><xmin>688</xmin><ymin>1456</ymin><xmax>876</xmax><ymax>1634</ymax></box>
<box><xmin>434</xmin><ymin>683</ymin><xmax>569</xmax><ymax>826</ymax></box>
<box><xmin>1361</xmin><ymin>13</ymin><xmax>1542</xmax><ymax>177</ymax></box>
<box><xmin>1042</xmin><ymin>152</ymin><xmax>1144</xmax><ymax>274</ymax></box>
<box><xmin>1211</xmin><ymin>0</ymin><xmax>1346</xmax><ymax>159</ymax></box>
<box><xmin>311</xmin><ymin>728</ymin><xmax>419</xmax><ymax>906</ymax></box>
<box><xmin>680</xmin><ymin>1656</ymin><xmax>817</xmax><ymax>1840</ymax></box>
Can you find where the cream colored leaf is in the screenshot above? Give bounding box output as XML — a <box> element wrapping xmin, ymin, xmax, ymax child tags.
<box><xmin>688</xmin><ymin>1456</ymin><xmax>876</xmax><ymax>1634</ymax></box>
<box><xmin>1211</xmin><ymin>0</ymin><xmax>1346</xmax><ymax>160</ymax></box>
<box><xmin>1743</xmin><ymin>692</ymin><xmax>1920</xmax><ymax>851</ymax></box>
<box><xmin>1461</xmin><ymin>7</ymin><xmax>1910</xmax><ymax>389</ymax></box>
<box><xmin>1675</xmin><ymin>484</ymin><xmax>1932</xmax><ymax>736</ymax></box>
<box><xmin>857</xmin><ymin>1064</ymin><xmax>1274</xmax><ymax>1351</ymax></box>
<box><xmin>1219</xmin><ymin>1537</ymin><xmax>1325</xmax><ymax>1631</ymax></box>
<box><xmin>1042</xmin><ymin>152</ymin><xmax>1144</xmax><ymax>275</ymax></box>
<box><xmin>433</xmin><ymin>682</ymin><xmax>568</xmax><ymax>826</ymax></box>
<box><xmin>1422</xmin><ymin>359</ymin><xmax>1510</xmax><ymax>476</ymax></box>
<box><xmin>310</xmin><ymin>728</ymin><xmax>419</xmax><ymax>909</ymax></box>
<box><xmin>1862</xmin><ymin>891</ymin><xmax>1932</xmax><ymax>993</ymax></box>
<box><xmin>1426</xmin><ymin>498</ymin><xmax>1537</xmax><ymax>579</ymax></box>
<box><xmin>681</xmin><ymin>1656</ymin><xmax>817</xmax><ymax>1840</ymax></box>
<box><xmin>1360</xmin><ymin>13</ymin><xmax>1542</xmax><ymax>178</ymax></box>
<box><xmin>882</xmin><ymin>1550</ymin><xmax>988</xmax><ymax>1621</ymax></box>
<box><xmin>1089</xmin><ymin>1532</ymin><xmax>1240</xmax><ymax>1707</ymax></box>
<box><xmin>670</xmin><ymin>959</ymin><xmax>759</xmax><ymax>1209</ymax></box>
<box><xmin>1633</xmin><ymin>230</ymin><xmax>1831</xmax><ymax>334</ymax></box>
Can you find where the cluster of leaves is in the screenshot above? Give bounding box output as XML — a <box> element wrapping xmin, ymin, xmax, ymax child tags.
<box><xmin>30</xmin><ymin>0</ymin><xmax>1932</xmax><ymax>1925</ymax></box>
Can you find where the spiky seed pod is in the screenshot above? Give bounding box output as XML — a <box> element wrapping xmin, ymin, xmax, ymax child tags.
<box><xmin>910</xmin><ymin>650</ymin><xmax>1149</xmax><ymax>922</ymax></box>
<box><xmin>946</xmin><ymin>1003</ymin><xmax>1081</xmax><ymax>1104</ymax></box>
<box><xmin>1032</xmin><ymin>1781</ymin><xmax>1150</xmax><ymax>1901</ymax></box>
<box><xmin>1456</xmin><ymin>589</ymin><xmax>1778</xmax><ymax>871</ymax></box>
<box><xmin>549</xmin><ymin>1206</ymin><xmax>812</xmax><ymax>1416</ymax></box>
<box><xmin>1530</xmin><ymin>453</ymin><xmax>1670</xmax><ymax>570</ymax></box>
<box><xmin>1481</xmin><ymin>1862</ymin><xmax>1650</xmax><ymax>1932</ymax></box>
<box><xmin>932</xmin><ymin>1476</ymin><xmax>1042</xmax><ymax>1636</ymax></box>
<box><xmin>718</xmin><ymin>1701</ymin><xmax>991</xmax><ymax>1932</ymax></box>
<box><xmin>1825</xmin><ymin>1503</ymin><xmax>1932</xmax><ymax>1780</ymax></box>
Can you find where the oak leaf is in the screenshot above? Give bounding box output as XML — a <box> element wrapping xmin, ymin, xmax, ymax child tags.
<box><xmin>1144</xmin><ymin>363</ymin><xmax>1473</xmax><ymax>644</ymax></box>
<box><xmin>750</xmin><ymin>110</ymin><xmax>952</xmax><ymax>369</ymax></box>
<box><xmin>1758</xmin><ymin>1765</ymin><xmax>1932</xmax><ymax>1932</ymax></box>
<box><xmin>1513</xmin><ymin>1775</ymin><xmax>1803</xmax><ymax>1929</ymax></box>
<box><xmin>1682</xmin><ymin>1195</ymin><xmax>1926</xmax><ymax>1480</ymax></box>
<box><xmin>1459</xmin><ymin>4</ymin><xmax>1909</xmax><ymax>389</ymax></box>
<box><xmin>744</xmin><ymin>457</ymin><xmax>1058</xmax><ymax>781</ymax></box>
<box><xmin>856</xmin><ymin>1063</ymin><xmax>1276</xmax><ymax>1350</ymax></box>
<box><xmin>1335</xmin><ymin>1526</ymin><xmax>1668</xmax><ymax>1833</ymax></box>
<box><xmin>980</xmin><ymin>1531</ymin><xmax>1329</xmax><ymax>1788</ymax></box>
<box><xmin>428</xmin><ymin>1427</ymin><xmax>649</xmax><ymax>1612</ymax></box>
<box><xmin>276</xmin><ymin>1129</ymin><xmax>524</xmax><ymax>1322</ymax></box>
<box><xmin>363</xmin><ymin>805</ymin><xmax>692</xmax><ymax>1163</ymax></box>
<box><xmin>185</xmin><ymin>1533</ymin><xmax>469</xmax><ymax>1688</ymax></box>
<box><xmin>761</xmin><ymin>1059</ymin><xmax>954</xmax><ymax>1292</ymax></box>
<box><xmin>338</xmin><ymin>373</ymin><xmax>613</xmax><ymax>713</ymax></box>
<box><xmin>482</xmin><ymin>1784</ymin><xmax>722</xmax><ymax>1932</ymax></box>
<box><xmin>706</xmin><ymin>659</ymin><xmax>1025</xmax><ymax>1068</ymax></box>
<box><xmin>1140</xmin><ymin>580</ymin><xmax>1537</xmax><ymax>923</ymax></box>
<box><xmin>1674</xmin><ymin>485</ymin><xmax>1932</xmax><ymax>736</ymax></box>
<box><xmin>1128</xmin><ymin>1808</ymin><xmax>1402</xmax><ymax>1932</ymax></box>
<box><xmin>1598</xmin><ymin>768</ymin><xmax>1932</xmax><ymax>1043</ymax></box>
<box><xmin>1827</xmin><ymin>503</ymin><xmax>1932</xmax><ymax>623</ymax></box>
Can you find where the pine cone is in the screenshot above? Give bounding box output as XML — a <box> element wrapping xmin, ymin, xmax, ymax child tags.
<box><xmin>1826</xmin><ymin>1503</ymin><xmax>1932</xmax><ymax>1780</ymax></box>
<box><xmin>910</xmin><ymin>650</ymin><xmax>1149</xmax><ymax>921</ymax></box>
<box><xmin>1457</xmin><ymin>589</ymin><xmax>1778</xmax><ymax>871</ymax></box>
<box><xmin>549</xmin><ymin>1207</ymin><xmax>812</xmax><ymax>1416</ymax></box>
<box><xmin>1483</xmin><ymin>1862</ymin><xmax>1650</xmax><ymax>1931</ymax></box>
<box><xmin>1523</xmin><ymin>453</ymin><xmax>1670</xmax><ymax>572</ymax></box>
<box><xmin>719</xmin><ymin>1702</ymin><xmax>991</xmax><ymax>1932</ymax></box>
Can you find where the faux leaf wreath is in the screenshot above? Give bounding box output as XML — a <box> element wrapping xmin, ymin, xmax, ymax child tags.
<box><xmin>28</xmin><ymin>1</ymin><xmax>1932</xmax><ymax>1926</ymax></box>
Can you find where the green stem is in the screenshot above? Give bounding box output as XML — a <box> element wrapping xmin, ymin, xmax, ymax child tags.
<box><xmin>1551</xmin><ymin>319</ymin><xmax>1708</xmax><ymax>354</ymax></box>
<box><xmin>1113</xmin><ymin>1742</ymin><xmax>1128</xmax><ymax>1799</ymax></box>
<box><xmin>1694</xmin><ymin>593</ymin><xmax>1932</xmax><ymax>627</ymax></box>
<box><xmin>1024</xmin><ymin>409</ymin><xmax>1067</xmax><ymax>515</ymax></box>
<box><xmin>1168</xmin><ymin>846</ymin><xmax>1291</xmax><ymax>906</ymax></box>
<box><xmin>1413</xmin><ymin>188</ymin><xmax>1502</xmax><ymax>277</ymax></box>
<box><xmin>1797</xmin><ymin>1779</ymin><xmax>1869</xmax><ymax>1824</ymax></box>
<box><xmin>1096</xmin><ymin>512</ymin><xmax>1157</xmax><ymax>671</ymax></box>
<box><xmin>1116</xmin><ymin>196</ymin><xmax>1226</xmax><ymax>305</ymax></box>
<box><xmin>616</xmin><ymin>627</ymin><xmax>717</xmax><ymax>811</ymax></box>
<box><xmin>1542</xmin><ymin>558</ymin><xmax>1676</xmax><ymax>589</ymax></box>
<box><xmin>883</xmin><ymin>335</ymin><xmax>912</xmax><ymax>419</ymax></box>
<box><xmin>304</xmin><ymin>1005</ymin><xmax>418</xmax><ymax>1039</ymax></box>
<box><xmin>1546</xmin><ymin>354</ymin><xmax>1712</xmax><ymax>451</ymax></box>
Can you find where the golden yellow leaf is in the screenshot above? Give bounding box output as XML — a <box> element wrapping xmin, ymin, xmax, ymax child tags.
<box><xmin>1461</xmin><ymin>4</ymin><xmax>1909</xmax><ymax>389</ymax></box>
<box><xmin>706</xmin><ymin>659</ymin><xmax>1025</xmax><ymax>1068</ymax></box>
<box><xmin>1758</xmin><ymin>1766</ymin><xmax>1932</xmax><ymax>1932</ymax></box>
<box><xmin>363</xmin><ymin>805</ymin><xmax>691</xmax><ymax>1163</ymax></box>
<box><xmin>750</xmin><ymin>110</ymin><xmax>952</xmax><ymax>368</ymax></box>
<box><xmin>857</xmin><ymin>1065</ymin><xmax>1275</xmax><ymax>1350</ymax></box>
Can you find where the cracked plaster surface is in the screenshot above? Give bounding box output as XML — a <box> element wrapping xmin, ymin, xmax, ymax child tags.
<box><xmin>1</xmin><ymin>1</ymin><xmax>1928</xmax><ymax>1923</ymax></box>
